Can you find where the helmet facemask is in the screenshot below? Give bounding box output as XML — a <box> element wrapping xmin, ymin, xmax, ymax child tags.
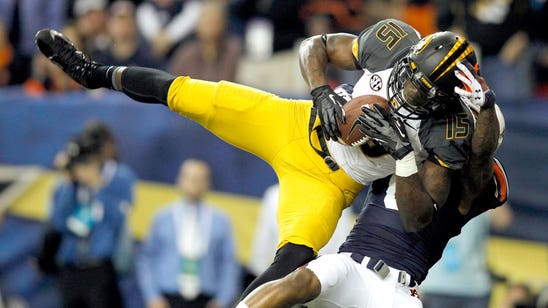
<box><xmin>388</xmin><ymin>56</ymin><xmax>444</xmax><ymax>119</ymax></box>
<box><xmin>388</xmin><ymin>31</ymin><xmax>477</xmax><ymax>120</ymax></box>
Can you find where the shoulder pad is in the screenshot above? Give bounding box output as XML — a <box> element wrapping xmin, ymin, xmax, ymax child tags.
<box><xmin>354</xmin><ymin>19</ymin><xmax>420</xmax><ymax>72</ymax></box>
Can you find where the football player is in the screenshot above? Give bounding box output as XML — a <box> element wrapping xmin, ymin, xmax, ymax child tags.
<box><xmin>237</xmin><ymin>34</ymin><xmax>508</xmax><ymax>307</ymax></box>
<box><xmin>299</xmin><ymin>20</ymin><xmax>505</xmax><ymax>231</ymax></box>
<box><xmin>34</xmin><ymin>19</ymin><xmax>501</xmax><ymax>299</ymax></box>
<box><xmin>34</xmin><ymin>28</ymin><xmax>391</xmax><ymax>300</ymax></box>
<box><xmin>237</xmin><ymin>164</ymin><xmax>508</xmax><ymax>308</ymax></box>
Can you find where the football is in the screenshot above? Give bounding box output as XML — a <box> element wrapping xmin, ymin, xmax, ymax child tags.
<box><xmin>338</xmin><ymin>95</ymin><xmax>389</xmax><ymax>146</ymax></box>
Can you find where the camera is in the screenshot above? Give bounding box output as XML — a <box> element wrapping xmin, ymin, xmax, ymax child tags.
<box><xmin>64</xmin><ymin>134</ymin><xmax>102</xmax><ymax>171</ymax></box>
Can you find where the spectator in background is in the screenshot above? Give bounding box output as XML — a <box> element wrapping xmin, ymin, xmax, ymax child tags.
<box><xmin>436</xmin><ymin>0</ymin><xmax>535</xmax><ymax>101</ymax></box>
<box><xmin>136</xmin><ymin>0</ymin><xmax>203</xmax><ymax>58</ymax></box>
<box><xmin>421</xmin><ymin>202</ymin><xmax>513</xmax><ymax>308</ymax></box>
<box><xmin>22</xmin><ymin>0</ymin><xmax>106</xmax><ymax>93</ymax></box>
<box><xmin>93</xmin><ymin>1</ymin><xmax>161</xmax><ymax>68</ymax></box>
<box><xmin>266</xmin><ymin>0</ymin><xmax>307</xmax><ymax>52</ymax></box>
<box><xmin>168</xmin><ymin>0</ymin><xmax>242</xmax><ymax>82</ymax></box>
<box><xmin>72</xmin><ymin>0</ymin><xmax>109</xmax><ymax>54</ymax></box>
<box><xmin>528</xmin><ymin>1</ymin><xmax>548</xmax><ymax>98</ymax></box>
<box><xmin>38</xmin><ymin>132</ymin><xmax>136</xmax><ymax>307</ymax></box>
<box><xmin>0</xmin><ymin>0</ymin><xmax>66</xmax><ymax>84</ymax></box>
<box><xmin>501</xmin><ymin>283</ymin><xmax>537</xmax><ymax>308</ymax></box>
<box><xmin>536</xmin><ymin>285</ymin><xmax>548</xmax><ymax>308</ymax></box>
<box><xmin>83</xmin><ymin>120</ymin><xmax>120</xmax><ymax>161</ymax></box>
<box><xmin>299</xmin><ymin>0</ymin><xmax>365</xmax><ymax>34</ymax></box>
<box><xmin>232</xmin><ymin>0</ymin><xmax>308</xmax><ymax>53</ymax></box>
<box><xmin>136</xmin><ymin>159</ymin><xmax>240</xmax><ymax>308</ymax></box>
<box><xmin>401</xmin><ymin>0</ymin><xmax>437</xmax><ymax>36</ymax></box>
<box><xmin>0</xmin><ymin>19</ymin><xmax>13</xmax><ymax>87</ymax></box>
<box><xmin>360</xmin><ymin>0</ymin><xmax>406</xmax><ymax>28</ymax></box>
<box><xmin>247</xmin><ymin>183</ymin><xmax>355</xmax><ymax>279</ymax></box>
<box><xmin>82</xmin><ymin>120</ymin><xmax>138</xmax><ymax>276</ymax></box>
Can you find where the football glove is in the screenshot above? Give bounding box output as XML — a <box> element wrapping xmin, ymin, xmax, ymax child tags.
<box><xmin>311</xmin><ymin>85</ymin><xmax>346</xmax><ymax>140</ymax></box>
<box><xmin>357</xmin><ymin>104</ymin><xmax>412</xmax><ymax>160</ymax></box>
<box><xmin>454</xmin><ymin>61</ymin><xmax>495</xmax><ymax>109</ymax></box>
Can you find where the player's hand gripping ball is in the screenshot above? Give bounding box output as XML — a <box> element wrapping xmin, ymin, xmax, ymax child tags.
<box><xmin>337</xmin><ymin>95</ymin><xmax>389</xmax><ymax>146</ymax></box>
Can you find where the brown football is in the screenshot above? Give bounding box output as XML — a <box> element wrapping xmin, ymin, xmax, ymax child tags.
<box><xmin>338</xmin><ymin>95</ymin><xmax>389</xmax><ymax>146</ymax></box>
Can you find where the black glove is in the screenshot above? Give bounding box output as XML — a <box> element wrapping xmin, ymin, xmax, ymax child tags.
<box><xmin>311</xmin><ymin>85</ymin><xmax>346</xmax><ymax>140</ymax></box>
<box><xmin>357</xmin><ymin>104</ymin><xmax>412</xmax><ymax>159</ymax></box>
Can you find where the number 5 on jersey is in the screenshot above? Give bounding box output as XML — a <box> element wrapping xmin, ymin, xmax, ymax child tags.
<box><xmin>376</xmin><ymin>21</ymin><xmax>408</xmax><ymax>50</ymax></box>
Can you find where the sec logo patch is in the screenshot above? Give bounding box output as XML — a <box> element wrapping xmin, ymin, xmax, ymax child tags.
<box><xmin>370</xmin><ymin>74</ymin><xmax>382</xmax><ymax>91</ymax></box>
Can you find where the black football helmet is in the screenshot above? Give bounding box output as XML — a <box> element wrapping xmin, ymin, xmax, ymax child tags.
<box><xmin>388</xmin><ymin>31</ymin><xmax>477</xmax><ymax>119</ymax></box>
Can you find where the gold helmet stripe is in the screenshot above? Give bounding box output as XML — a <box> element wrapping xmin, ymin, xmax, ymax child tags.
<box><xmin>430</xmin><ymin>36</ymin><xmax>472</xmax><ymax>81</ymax></box>
<box><xmin>434</xmin><ymin>44</ymin><xmax>475</xmax><ymax>82</ymax></box>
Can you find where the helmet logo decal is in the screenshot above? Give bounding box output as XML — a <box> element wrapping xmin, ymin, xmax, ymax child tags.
<box><xmin>370</xmin><ymin>74</ymin><xmax>383</xmax><ymax>91</ymax></box>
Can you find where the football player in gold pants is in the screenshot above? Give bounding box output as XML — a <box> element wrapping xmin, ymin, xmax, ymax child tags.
<box><xmin>36</xmin><ymin>29</ymin><xmax>373</xmax><ymax>298</ymax></box>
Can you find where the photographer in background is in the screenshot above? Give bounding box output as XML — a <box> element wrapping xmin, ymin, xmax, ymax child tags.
<box><xmin>37</xmin><ymin>132</ymin><xmax>135</xmax><ymax>308</ymax></box>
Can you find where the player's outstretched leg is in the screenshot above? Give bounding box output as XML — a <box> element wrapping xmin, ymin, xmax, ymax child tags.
<box><xmin>35</xmin><ymin>29</ymin><xmax>175</xmax><ymax>105</ymax></box>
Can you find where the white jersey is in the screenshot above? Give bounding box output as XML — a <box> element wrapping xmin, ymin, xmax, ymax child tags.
<box><xmin>326</xmin><ymin>68</ymin><xmax>395</xmax><ymax>185</ymax></box>
<box><xmin>326</xmin><ymin>65</ymin><xmax>436</xmax><ymax>186</ymax></box>
<box><xmin>327</xmin><ymin>65</ymin><xmax>477</xmax><ymax>186</ymax></box>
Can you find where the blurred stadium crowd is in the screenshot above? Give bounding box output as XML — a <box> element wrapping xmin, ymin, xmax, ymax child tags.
<box><xmin>0</xmin><ymin>0</ymin><xmax>547</xmax><ymax>308</ymax></box>
<box><xmin>0</xmin><ymin>0</ymin><xmax>546</xmax><ymax>97</ymax></box>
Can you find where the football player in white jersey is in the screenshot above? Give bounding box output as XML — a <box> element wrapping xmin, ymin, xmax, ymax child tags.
<box><xmin>300</xmin><ymin>19</ymin><xmax>505</xmax><ymax>231</ymax></box>
<box><xmin>35</xmin><ymin>19</ymin><xmax>503</xmax><ymax>301</ymax></box>
<box><xmin>237</xmin><ymin>26</ymin><xmax>508</xmax><ymax>308</ymax></box>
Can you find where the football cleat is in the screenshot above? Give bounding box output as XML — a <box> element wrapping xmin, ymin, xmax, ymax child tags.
<box><xmin>35</xmin><ymin>29</ymin><xmax>101</xmax><ymax>89</ymax></box>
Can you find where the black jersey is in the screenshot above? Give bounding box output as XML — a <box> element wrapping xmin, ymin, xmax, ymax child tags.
<box><xmin>339</xmin><ymin>159</ymin><xmax>508</xmax><ymax>284</ymax></box>
<box><xmin>338</xmin><ymin>19</ymin><xmax>501</xmax><ymax>283</ymax></box>
<box><xmin>351</xmin><ymin>19</ymin><xmax>473</xmax><ymax>170</ymax></box>
<box><xmin>416</xmin><ymin>104</ymin><xmax>475</xmax><ymax>169</ymax></box>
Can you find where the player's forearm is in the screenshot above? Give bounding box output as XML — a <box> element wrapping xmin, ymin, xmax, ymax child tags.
<box><xmin>299</xmin><ymin>35</ymin><xmax>330</xmax><ymax>90</ymax></box>
<box><xmin>395</xmin><ymin>158</ymin><xmax>452</xmax><ymax>231</ymax></box>
<box><xmin>471</xmin><ymin>104</ymin><xmax>499</xmax><ymax>160</ymax></box>
<box><xmin>458</xmin><ymin>104</ymin><xmax>499</xmax><ymax>214</ymax></box>
<box><xmin>395</xmin><ymin>174</ymin><xmax>435</xmax><ymax>232</ymax></box>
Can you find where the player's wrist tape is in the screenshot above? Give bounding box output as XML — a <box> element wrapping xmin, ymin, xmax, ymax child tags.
<box><xmin>396</xmin><ymin>152</ymin><xmax>418</xmax><ymax>177</ymax></box>
<box><xmin>236</xmin><ymin>302</ymin><xmax>249</xmax><ymax>308</ymax></box>
<box><xmin>482</xmin><ymin>89</ymin><xmax>496</xmax><ymax>109</ymax></box>
<box><xmin>392</xmin><ymin>145</ymin><xmax>412</xmax><ymax>160</ymax></box>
